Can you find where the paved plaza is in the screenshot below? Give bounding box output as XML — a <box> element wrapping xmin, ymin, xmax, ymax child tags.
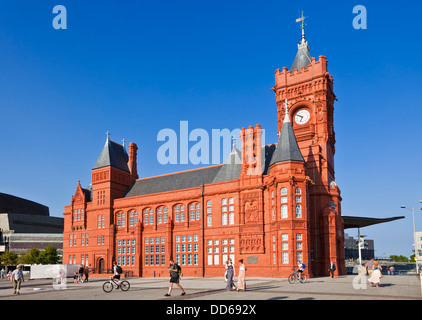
<box><xmin>0</xmin><ymin>274</ymin><xmax>420</xmax><ymax>301</ymax></box>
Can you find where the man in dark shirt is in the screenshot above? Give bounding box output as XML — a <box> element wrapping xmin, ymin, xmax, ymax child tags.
<box><xmin>165</xmin><ymin>259</ymin><xmax>186</xmax><ymax>296</ymax></box>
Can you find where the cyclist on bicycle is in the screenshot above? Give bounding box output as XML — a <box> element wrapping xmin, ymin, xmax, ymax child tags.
<box><xmin>112</xmin><ymin>261</ymin><xmax>122</xmax><ymax>287</ymax></box>
<box><xmin>297</xmin><ymin>260</ymin><xmax>305</xmax><ymax>275</ymax></box>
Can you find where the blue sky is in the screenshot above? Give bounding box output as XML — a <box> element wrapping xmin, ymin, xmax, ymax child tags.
<box><xmin>0</xmin><ymin>0</ymin><xmax>421</xmax><ymax>258</ymax></box>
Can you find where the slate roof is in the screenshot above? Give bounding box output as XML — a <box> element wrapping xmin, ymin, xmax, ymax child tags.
<box><xmin>212</xmin><ymin>147</ymin><xmax>242</xmax><ymax>183</ymax></box>
<box><xmin>122</xmin><ymin>119</ymin><xmax>304</xmax><ymax>199</ymax></box>
<box><xmin>290</xmin><ymin>42</ymin><xmax>312</xmax><ymax>72</ymax></box>
<box><xmin>93</xmin><ymin>139</ymin><xmax>129</xmax><ymax>172</ymax></box>
<box><xmin>124</xmin><ymin>165</ymin><xmax>223</xmax><ymax>198</ymax></box>
<box><xmin>270</xmin><ymin>111</ymin><xmax>305</xmax><ymax>165</ymax></box>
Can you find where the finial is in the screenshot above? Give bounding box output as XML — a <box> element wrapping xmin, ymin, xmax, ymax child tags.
<box><xmin>232</xmin><ymin>136</ymin><xmax>236</xmax><ymax>149</ymax></box>
<box><xmin>122</xmin><ymin>138</ymin><xmax>126</xmax><ymax>147</ymax></box>
<box><xmin>296</xmin><ymin>10</ymin><xmax>308</xmax><ymax>46</ymax></box>
<box><xmin>106</xmin><ymin>131</ymin><xmax>110</xmax><ymax>141</ymax></box>
<box><xmin>283</xmin><ymin>99</ymin><xmax>290</xmax><ymax>123</ymax></box>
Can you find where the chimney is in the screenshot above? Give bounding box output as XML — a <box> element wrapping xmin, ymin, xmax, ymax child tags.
<box><xmin>128</xmin><ymin>142</ymin><xmax>138</xmax><ymax>181</ymax></box>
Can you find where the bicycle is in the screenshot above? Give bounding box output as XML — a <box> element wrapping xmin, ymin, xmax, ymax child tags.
<box><xmin>102</xmin><ymin>276</ymin><xmax>130</xmax><ymax>293</ymax></box>
<box><xmin>288</xmin><ymin>269</ymin><xmax>307</xmax><ymax>284</ymax></box>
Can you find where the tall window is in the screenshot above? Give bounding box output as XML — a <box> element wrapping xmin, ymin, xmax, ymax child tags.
<box><xmin>117</xmin><ymin>212</ymin><xmax>126</xmax><ymax>227</ymax></box>
<box><xmin>207</xmin><ymin>215</ymin><xmax>212</xmax><ymax>227</ymax></box>
<box><xmin>157</xmin><ymin>207</ymin><xmax>167</xmax><ymax>224</ymax></box>
<box><xmin>295</xmin><ymin>204</ymin><xmax>302</xmax><ymax>218</ymax></box>
<box><xmin>190</xmin><ymin>203</ymin><xmax>201</xmax><ymax>221</ymax></box>
<box><xmin>281</xmin><ymin>234</ymin><xmax>289</xmax><ymax>264</ymax></box>
<box><xmin>281</xmin><ymin>205</ymin><xmax>288</xmax><ymax>219</ymax></box>
<box><xmin>206</xmin><ymin>200</ymin><xmax>212</xmax><ymax>226</ymax></box>
<box><xmin>228</xmin><ymin>198</ymin><xmax>234</xmax><ymax>225</ymax></box>
<box><xmin>98</xmin><ymin>215</ymin><xmax>105</xmax><ymax>228</ymax></box>
<box><xmin>280</xmin><ymin>188</ymin><xmax>287</xmax><ymax>203</ymax></box>
<box><xmin>271</xmin><ymin>190</ymin><xmax>275</xmax><ymax>220</ymax></box>
<box><xmin>221</xmin><ymin>198</ymin><xmax>234</xmax><ymax>225</ymax></box>
<box><xmin>144</xmin><ymin>208</ymin><xmax>153</xmax><ymax>225</ymax></box>
<box><xmin>129</xmin><ymin>210</ymin><xmax>138</xmax><ymax>226</ymax></box>
<box><xmin>174</xmin><ymin>205</ymin><xmax>185</xmax><ymax>222</ymax></box>
<box><xmin>222</xmin><ymin>213</ymin><xmax>228</xmax><ymax>225</ymax></box>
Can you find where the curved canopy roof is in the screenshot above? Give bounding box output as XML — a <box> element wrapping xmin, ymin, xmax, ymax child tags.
<box><xmin>342</xmin><ymin>215</ymin><xmax>405</xmax><ymax>229</ymax></box>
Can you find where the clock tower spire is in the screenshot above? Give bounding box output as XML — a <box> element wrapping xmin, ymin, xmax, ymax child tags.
<box><xmin>271</xmin><ymin>13</ymin><xmax>343</xmax><ymax>276</ymax></box>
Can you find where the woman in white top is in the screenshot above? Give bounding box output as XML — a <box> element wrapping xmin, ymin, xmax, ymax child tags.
<box><xmin>237</xmin><ymin>259</ymin><xmax>246</xmax><ymax>291</ymax></box>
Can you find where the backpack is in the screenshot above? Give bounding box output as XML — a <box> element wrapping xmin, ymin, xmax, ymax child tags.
<box><xmin>176</xmin><ymin>264</ymin><xmax>182</xmax><ymax>276</ymax></box>
<box><xmin>116</xmin><ymin>265</ymin><xmax>123</xmax><ymax>274</ymax></box>
<box><xmin>302</xmin><ymin>263</ymin><xmax>306</xmax><ymax>269</ymax></box>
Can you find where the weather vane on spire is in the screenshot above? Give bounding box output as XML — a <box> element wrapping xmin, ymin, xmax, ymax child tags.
<box><xmin>296</xmin><ymin>10</ymin><xmax>307</xmax><ymax>44</ymax></box>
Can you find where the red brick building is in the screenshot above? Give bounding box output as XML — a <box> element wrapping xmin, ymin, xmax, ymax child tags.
<box><xmin>63</xmin><ymin>24</ymin><xmax>345</xmax><ymax>278</ymax></box>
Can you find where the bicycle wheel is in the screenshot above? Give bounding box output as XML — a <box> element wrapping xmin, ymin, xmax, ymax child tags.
<box><xmin>103</xmin><ymin>281</ymin><xmax>114</xmax><ymax>293</ymax></box>
<box><xmin>299</xmin><ymin>275</ymin><xmax>307</xmax><ymax>283</ymax></box>
<box><xmin>288</xmin><ymin>274</ymin><xmax>296</xmax><ymax>284</ymax></box>
<box><xmin>120</xmin><ymin>280</ymin><xmax>130</xmax><ymax>291</ymax></box>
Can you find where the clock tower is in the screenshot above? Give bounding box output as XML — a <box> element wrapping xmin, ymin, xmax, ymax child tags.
<box><xmin>271</xmin><ymin>13</ymin><xmax>345</xmax><ymax>276</ymax></box>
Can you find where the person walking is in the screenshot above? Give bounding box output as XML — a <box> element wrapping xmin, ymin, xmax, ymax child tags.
<box><xmin>1</xmin><ymin>268</ymin><xmax>4</xmax><ymax>279</ymax></box>
<box><xmin>78</xmin><ymin>264</ymin><xmax>84</xmax><ymax>283</ymax></box>
<box><xmin>84</xmin><ymin>266</ymin><xmax>89</xmax><ymax>282</ymax></box>
<box><xmin>237</xmin><ymin>259</ymin><xmax>246</xmax><ymax>291</ymax></box>
<box><xmin>12</xmin><ymin>265</ymin><xmax>24</xmax><ymax>295</ymax></box>
<box><xmin>165</xmin><ymin>259</ymin><xmax>186</xmax><ymax>296</ymax></box>
<box><xmin>389</xmin><ymin>265</ymin><xmax>394</xmax><ymax>275</ymax></box>
<box><xmin>368</xmin><ymin>261</ymin><xmax>382</xmax><ymax>288</ymax></box>
<box><xmin>328</xmin><ymin>260</ymin><xmax>336</xmax><ymax>278</ymax></box>
<box><xmin>225</xmin><ymin>259</ymin><xmax>235</xmax><ymax>291</ymax></box>
<box><xmin>365</xmin><ymin>258</ymin><xmax>375</xmax><ymax>278</ymax></box>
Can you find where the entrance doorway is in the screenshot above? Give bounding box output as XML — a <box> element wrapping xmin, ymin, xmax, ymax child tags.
<box><xmin>98</xmin><ymin>258</ymin><xmax>105</xmax><ymax>274</ymax></box>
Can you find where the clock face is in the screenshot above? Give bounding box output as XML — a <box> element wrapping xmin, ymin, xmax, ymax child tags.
<box><xmin>294</xmin><ymin>109</ymin><xmax>310</xmax><ymax>125</ymax></box>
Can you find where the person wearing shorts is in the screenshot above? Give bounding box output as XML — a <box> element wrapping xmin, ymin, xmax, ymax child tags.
<box><xmin>165</xmin><ymin>259</ymin><xmax>186</xmax><ymax>296</ymax></box>
<box><xmin>112</xmin><ymin>261</ymin><xmax>121</xmax><ymax>286</ymax></box>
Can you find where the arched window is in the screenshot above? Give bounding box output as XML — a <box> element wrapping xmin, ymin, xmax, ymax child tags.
<box><xmin>149</xmin><ymin>209</ymin><xmax>153</xmax><ymax>224</ymax></box>
<box><xmin>222</xmin><ymin>213</ymin><xmax>228</xmax><ymax>225</ymax></box>
<box><xmin>129</xmin><ymin>210</ymin><xmax>138</xmax><ymax>226</ymax></box>
<box><xmin>144</xmin><ymin>208</ymin><xmax>152</xmax><ymax>225</ymax></box>
<box><xmin>281</xmin><ymin>205</ymin><xmax>288</xmax><ymax>219</ymax></box>
<box><xmin>196</xmin><ymin>203</ymin><xmax>201</xmax><ymax>220</ymax></box>
<box><xmin>229</xmin><ymin>212</ymin><xmax>234</xmax><ymax>225</ymax></box>
<box><xmin>280</xmin><ymin>188</ymin><xmax>288</xmax><ymax>204</ymax></box>
<box><xmin>295</xmin><ymin>187</ymin><xmax>301</xmax><ymax>194</ymax></box>
<box><xmin>207</xmin><ymin>215</ymin><xmax>212</xmax><ymax>226</ymax></box>
<box><xmin>174</xmin><ymin>205</ymin><xmax>180</xmax><ymax>222</ymax></box>
<box><xmin>295</xmin><ymin>204</ymin><xmax>302</xmax><ymax>218</ymax></box>
<box><xmin>189</xmin><ymin>203</ymin><xmax>201</xmax><ymax>221</ymax></box>
<box><xmin>157</xmin><ymin>206</ymin><xmax>167</xmax><ymax>224</ymax></box>
<box><xmin>180</xmin><ymin>205</ymin><xmax>185</xmax><ymax>221</ymax></box>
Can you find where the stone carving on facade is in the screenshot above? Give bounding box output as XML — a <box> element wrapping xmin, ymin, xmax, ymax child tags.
<box><xmin>239</xmin><ymin>232</ymin><xmax>264</xmax><ymax>254</ymax></box>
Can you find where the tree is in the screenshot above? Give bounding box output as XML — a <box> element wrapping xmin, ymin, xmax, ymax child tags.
<box><xmin>17</xmin><ymin>246</ymin><xmax>60</xmax><ymax>265</ymax></box>
<box><xmin>0</xmin><ymin>250</ymin><xmax>19</xmax><ymax>265</ymax></box>
<box><xmin>19</xmin><ymin>248</ymin><xmax>41</xmax><ymax>265</ymax></box>
<box><xmin>38</xmin><ymin>246</ymin><xmax>60</xmax><ymax>264</ymax></box>
<box><xmin>390</xmin><ymin>255</ymin><xmax>409</xmax><ymax>262</ymax></box>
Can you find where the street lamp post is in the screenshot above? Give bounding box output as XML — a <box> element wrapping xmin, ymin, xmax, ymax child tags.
<box><xmin>401</xmin><ymin>205</ymin><xmax>418</xmax><ymax>273</ymax></box>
